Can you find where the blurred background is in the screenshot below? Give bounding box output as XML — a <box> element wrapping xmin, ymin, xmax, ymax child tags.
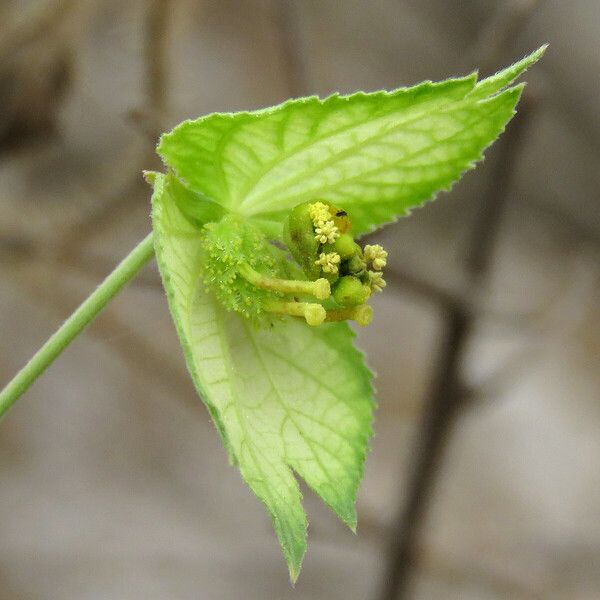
<box><xmin>1</xmin><ymin>1</ymin><xmax>599</xmax><ymax>599</ymax></box>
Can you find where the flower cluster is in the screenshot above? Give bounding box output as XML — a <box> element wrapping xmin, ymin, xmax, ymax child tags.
<box><xmin>201</xmin><ymin>201</ymin><xmax>388</xmax><ymax>327</ymax></box>
<box><xmin>281</xmin><ymin>200</ymin><xmax>389</xmax><ymax>321</ymax></box>
<box><xmin>306</xmin><ymin>202</ymin><xmax>388</xmax><ymax>297</ymax></box>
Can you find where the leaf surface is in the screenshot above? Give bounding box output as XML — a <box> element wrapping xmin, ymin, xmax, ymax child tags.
<box><xmin>151</xmin><ymin>173</ymin><xmax>374</xmax><ymax>580</ymax></box>
<box><xmin>158</xmin><ymin>47</ymin><xmax>545</xmax><ymax>236</ymax></box>
<box><xmin>151</xmin><ymin>48</ymin><xmax>545</xmax><ymax>579</ymax></box>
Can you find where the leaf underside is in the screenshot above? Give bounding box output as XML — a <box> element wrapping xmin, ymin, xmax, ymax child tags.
<box><xmin>158</xmin><ymin>46</ymin><xmax>546</xmax><ymax>237</ymax></box>
<box><xmin>152</xmin><ymin>174</ymin><xmax>373</xmax><ymax>580</ymax></box>
<box><xmin>151</xmin><ymin>47</ymin><xmax>545</xmax><ymax>580</ymax></box>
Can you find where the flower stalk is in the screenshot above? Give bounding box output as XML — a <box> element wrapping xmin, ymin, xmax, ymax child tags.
<box><xmin>237</xmin><ymin>263</ymin><xmax>331</xmax><ymax>300</ymax></box>
<box><xmin>0</xmin><ymin>233</ymin><xmax>156</xmax><ymax>420</ymax></box>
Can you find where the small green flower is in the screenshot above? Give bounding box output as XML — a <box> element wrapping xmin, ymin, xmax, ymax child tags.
<box><xmin>333</xmin><ymin>275</ymin><xmax>371</xmax><ymax>307</ymax></box>
<box><xmin>364</xmin><ymin>244</ymin><xmax>388</xmax><ymax>270</ymax></box>
<box><xmin>368</xmin><ymin>271</ymin><xmax>387</xmax><ymax>293</ymax></box>
<box><xmin>315</xmin><ymin>251</ymin><xmax>341</xmax><ymax>274</ymax></box>
<box><xmin>314</xmin><ymin>219</ymin><xmax>340</xmax><ymax>244</ymax></box>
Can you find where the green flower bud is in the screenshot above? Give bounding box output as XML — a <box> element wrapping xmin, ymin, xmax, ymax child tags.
<box><xmin>326</xmin><ymin>233</ymin><xmax>360</xmax><ymax>260</ymax></box>
<box><xmin>333</xmin><ymin>275</ymin><xmax>370</xmax><ymax>307</ymax></box>
<box><xmin>283</xmin><ymin>202</ymin><xmax>320</xmax><ymax>280</ymax></box>
<box><xmin>345</xmin><ymin>254</ymin><xmax>367</xmax><ymax>276</ymax></box>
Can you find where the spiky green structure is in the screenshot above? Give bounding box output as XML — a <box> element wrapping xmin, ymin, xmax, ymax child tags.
<box><xmin>200</xmin><ymin>216</ymin><xmax>286</xmax><ymax>320</ymax></box>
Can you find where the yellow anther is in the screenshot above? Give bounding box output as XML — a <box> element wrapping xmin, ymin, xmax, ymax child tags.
<box><xmin>368</xmin><ymin>271</ymin><xmax>386</xmax><ymax>293</ymax></box>
<box><xmin>364</xmin><ymin>244</ymin><xmax>388</xmax><ymax>271</ymax></box>
<box><xmin>324</xmin><ymin>304</ymin><xmax>373</xmax><ymax>326</ymax></box>
<box><xmin>312</xmin><ymin>278</ymin><xmax>332</xmax><ymax>300</ymax></box>
<box><xmin>314</xmin><ymin>220</ymin><xmax>340</xmax><ymax>244</ymax></box>
<box><xmin>304</xmin><ymin>304</ymin><xmax>327</xmax><ymax>326</ymax></box>
<box><xmin>308</xmin><ymin>201</ymin><xmax>331</xmax><ymax>226</ymax></box>
<box><xmin>315</xmin><ymin>252</ymin><xmax>341</xmax><ymax>274</ymax></box>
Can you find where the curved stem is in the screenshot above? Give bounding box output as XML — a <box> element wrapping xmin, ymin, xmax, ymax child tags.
<box><xmin>0</xmin><ymin>232</ymin><xmax>155</xmax><ymax>420</ymax></box>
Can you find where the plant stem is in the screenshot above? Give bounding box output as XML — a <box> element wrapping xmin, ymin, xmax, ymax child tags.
<box><xmin>0</xmin><ymin>232</ymin><xmax>155</xmax><ymax>420</ymax></box>
<box><xmin>238</xmin><ymin>263</ymin><xmax>331</xmax><ymax>300</ymax></box>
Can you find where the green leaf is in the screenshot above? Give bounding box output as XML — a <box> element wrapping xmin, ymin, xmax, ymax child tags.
<box><xmin>151</xmin><ymin>173</ymin><xmax>374</xmax><ymax>581</ymax></box>
<box><xmin>158</xmin><ymin>47</ymin><xmax>545</xmax><ymax>237</ymax></box>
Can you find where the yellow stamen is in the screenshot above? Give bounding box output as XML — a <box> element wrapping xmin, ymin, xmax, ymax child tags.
<box><xmin>368</xmin><ymin>271</ymin><xmax>386</xmax><ymax>293</ymax></box>
<box><xmin>314</xmin><ymin>252</ymin><xmax>341</xmax><ymax>274</ymax></box>
<box><xmin>238</xmin><ymin>263</ymin><xmax>330</xmax><ymax>300</ymax></box>
<box><xmin>314</xmin><ymin>220</ymin><xmax>340</xmax><ymax>244</ymax></box>
<box><xmin>364</xmin><ymin>244</ymin><xmax>388</xmax><ymax>271</ymax></box>
<box><xmin>308</xmin><ymin>201</ymin><xmax>331</xmax><ymax>226</ymax></box>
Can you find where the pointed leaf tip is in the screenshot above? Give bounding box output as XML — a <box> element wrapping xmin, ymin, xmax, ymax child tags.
<box><xmin>470</xmin><ymin>45</ymin><xmax>547</xmax><ymax>100</ymax></box>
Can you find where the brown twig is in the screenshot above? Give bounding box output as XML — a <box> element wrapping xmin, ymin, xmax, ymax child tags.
<box><xmin>376</xmin><ymin>2</ymin><xmax>547</xmax><ymax>595</ymax></box>
<box><xmin>0</xmin><ymin>0</ymin><xmax>79</xmax><ymax>55</ymax></box>
<box><xmin>142</xmin><ymin>0</ymin><xmax>172</xmax><ymax>144</ymax></box>
<box><xmin>54</xmin><ymin>0</ymin><xmax>173</xmax><ymax>265</ymax></box>
<box><xmin>376</xmin><ymin>93</ymin><xmax>539</xmax><ymax>600</ymax></box>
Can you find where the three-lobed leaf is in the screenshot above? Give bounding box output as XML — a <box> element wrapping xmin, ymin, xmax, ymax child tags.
<box><xmin>151</xmin><ymin>47</ymin><xmax>545</xmax><ymax>580</ymax></box>
<box><xmin>158</xmin><ymin>46</ymin><xmax>545</xmax><ymax>237</ymax></box>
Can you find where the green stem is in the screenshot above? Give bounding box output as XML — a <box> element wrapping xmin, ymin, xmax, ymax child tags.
<box><xmin>238</xmin><ymin>263</ymin><xmax>330</xmax><ymax>300</ymax></box>
<box><xmin>0</xmin><ymin>232</ymin><xmax>155</xmax><ymax>420</ymax></box>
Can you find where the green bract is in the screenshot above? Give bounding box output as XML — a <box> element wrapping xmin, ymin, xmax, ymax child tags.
<box><xmin>150</xmin><ymin>47</ymin><xmax>545</xmax><ymax>580</ymax></box>
<box><xmin>152</xmin><ymin>173</ymin><xmax>373</xmax><ymax>580</ymax></box>
<box><xmin>200</xmin><ymin>215</ymin><xmax>285</xmax><ymax>320</ymax></box>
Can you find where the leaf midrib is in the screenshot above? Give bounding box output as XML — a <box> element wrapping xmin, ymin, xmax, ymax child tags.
<box><xmin>231</xmin><ymin>81</ymin><xmax>475</xmax><ymax>212</ymax></box>
<box><xmin>244</xmin><ymin>92</ymin><xmax>512</xmax><ymax>218</ymax></box>
<box><xmin>236</xmin><ymin>91</ymin><xmax>480</xmax><ymax>214</ymax></box>
<box><xmin>241</xmin><ymin>319</ymin><xmax>353</xmax><ymax>510</ymax></box>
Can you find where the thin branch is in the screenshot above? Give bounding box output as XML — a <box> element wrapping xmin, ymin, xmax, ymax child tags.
<box><xmin>54</xmin><ymin>0</ymin><xmax>173</xmax><ymax>264</ymax></box>
<box><xmin>376</xmin><ymin>90</ymin><xmax>540</xmax><ymax>600</ymax></box>
<box><xmin>142</xmin><ymin>0</ymin><xmax>172</xmax><ymax>143</ymax></box>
